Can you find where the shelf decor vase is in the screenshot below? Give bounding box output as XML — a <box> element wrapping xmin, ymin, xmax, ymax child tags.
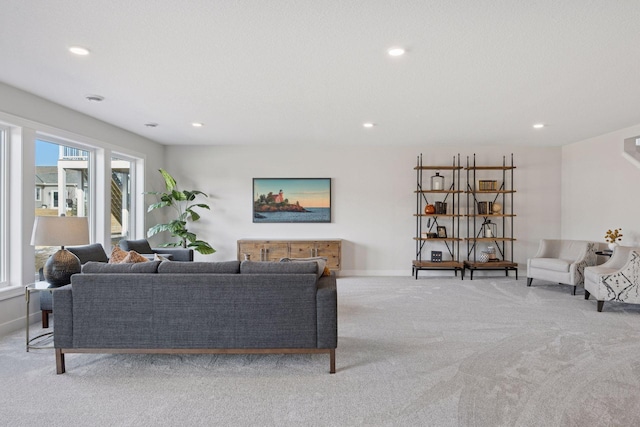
<box><xmin>478</xmin><ymin>251</ymin><xmax>490</xmax><ymax>263</ymax></box>
<box><xmin>430</xmin><ymin>172</ymin><xmax>444</xmax><ymax>191</ymax></box>
<box><xmin>608</xmin><ymin>242</ymin><xmax>618</xmax><ymax>251</ymax></box>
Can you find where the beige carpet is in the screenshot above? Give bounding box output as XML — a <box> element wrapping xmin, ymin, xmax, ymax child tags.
<box><xmin>2</xmin><ymin>275</ymin><xmax>640</xmax><ymax>426</ymax></box>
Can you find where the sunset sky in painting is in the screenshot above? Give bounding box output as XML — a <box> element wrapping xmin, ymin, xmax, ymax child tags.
<box><xmin>254</xmin><ymin>179</ymin><xmax>330</xmax><ymax>208</ymax></box>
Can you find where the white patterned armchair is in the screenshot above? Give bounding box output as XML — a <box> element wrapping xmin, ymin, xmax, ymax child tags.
<box><xmin>527</xmin><ymin>239</ymin><xmax>598</xmax><ymax>295</ymax></box>
<box><xmin>584</xmin><ymin>246</ymin><xmax>640</xmax><ymax>312</ymax></box>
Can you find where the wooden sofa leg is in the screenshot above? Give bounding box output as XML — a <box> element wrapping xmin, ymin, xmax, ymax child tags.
<box><xmin>42</xmin><ymin>310</ymin><xmax>51</xmax><ymax>329</ymax></box>
<box><xmin>56</xmin><ymin>348</ymin><xmax>65</xmax><ymax>374</ymax></box>
<box><xmin>597</xmin><ymin>301</ymin><xmax>604</xmax><ymax>312</ymax></box>
<box><xmin>584</xmin><ymin>290</ymin><xmax>590</xmax><ymax>300</ymax></box>
<box><xmin>329</xmin><ymin>349</ymin><xmax>336</xmax><ymax>374</ymax></box>
<box><xmin>527</xmin><ymin>278</ymin><xmax>532</xmax><ymax>287</ymax></box>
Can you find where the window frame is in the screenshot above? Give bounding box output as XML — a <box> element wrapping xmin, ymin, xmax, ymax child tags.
<box><xmin>0</xmin><ymin>126</ymin><xmax>7</xmax><ymax>285</ymax></box>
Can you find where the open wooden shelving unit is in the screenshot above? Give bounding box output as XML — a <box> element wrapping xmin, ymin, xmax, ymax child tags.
<box><xmin>464</xmin><ymin>154</ymin><xmax>517</xmax><ymax>279</ymax></box>
<box><xmin>413</xmin><ymin>154</ymin><xmax>464</xmax><ymax>279</ymax></box>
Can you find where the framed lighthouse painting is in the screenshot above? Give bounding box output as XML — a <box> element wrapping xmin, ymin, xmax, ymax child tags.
<box><xmin>253</xmin><ymin>178</ymin><xmax>331</xmax><ymax>223</ymax></box>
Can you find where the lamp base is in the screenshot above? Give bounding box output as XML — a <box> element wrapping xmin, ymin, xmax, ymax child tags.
<box><xmin>43</xmin><ymin>249</ymin><xmax>81</xmax><ymax>287</ymax></box>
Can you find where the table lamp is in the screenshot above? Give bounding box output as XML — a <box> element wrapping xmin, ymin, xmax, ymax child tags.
<box><xmin>31</xmin><ymin>216</ymin><xmax>89</xmax><ymax>287</ymax></box>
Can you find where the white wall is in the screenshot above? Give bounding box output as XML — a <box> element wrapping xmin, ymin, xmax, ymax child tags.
<box><xmin>0</xmin><ymin>83</ymin><xmax>165</xmax><ymax>335</ymax></box>
<box><xmin>165</xmin><ymin>144</ymin><xmax>561</xmax><ymax>276</ymax></box>
<box><xmin>562</xmin><ymin>123</ymin><xmax>640</xmax><ymax>246</ymax></box>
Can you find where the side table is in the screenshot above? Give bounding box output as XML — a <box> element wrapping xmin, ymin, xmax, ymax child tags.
<box><xmin>25</xmin><ymin>281</ymin><xmax>58</xmax><ymax>352</ymax></box>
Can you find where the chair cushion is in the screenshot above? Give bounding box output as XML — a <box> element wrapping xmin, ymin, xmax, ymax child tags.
<box><xmin>66</xmin><ymin>243</ymin><xmax>108</xmax><ymax>264</ymax></box>
<box><xmin>585</xmin><ymin>266</ymin><xmax>618</xmax><ymax>284</ymax></box>
<box><xmin>119</xmin><ymin>239</ymin><xmax>153</xmax><ymax>254</ymax></box>
<box><xmin>529</xmin><ymin>257</ymin><xmax>572</xmax><ymax>272</ymax></box>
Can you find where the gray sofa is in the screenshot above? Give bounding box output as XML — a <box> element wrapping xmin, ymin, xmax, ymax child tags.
<box><xmin>53</xmin><ymin>260</ymin><xmax>337</xmax><ymax>374</ymax></box>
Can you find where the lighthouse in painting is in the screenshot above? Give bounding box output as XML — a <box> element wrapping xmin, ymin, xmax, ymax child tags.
<box><xmin>273</xmin><ymin>190</ymin><xmax>284</xmax><ymax>203</ymax></box>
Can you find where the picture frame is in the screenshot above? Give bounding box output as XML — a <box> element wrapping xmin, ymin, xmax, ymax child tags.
<box><xmin>437</xmin><ymin>226</ymin><xmax>447</xmax><ymax>238</ymax></box>
<box><xmin>253</xmin><ymin>178</ymin><xmax>331</xmax><ymax>223</ymax></box>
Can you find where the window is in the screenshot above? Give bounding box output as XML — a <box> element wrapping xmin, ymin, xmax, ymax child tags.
<box><xmin>34</xmin><ymin>139</ymin><xmax>91</xmax><ymax>278</ymax></box>
<box><xmin>0</xmin><ymin>127</ymin><xmax>6</xmax><ymax>285</ymax></box>
<box><xmin>110</xmin><ymin>155</ymin><xmax>133</xmax><ymax>247</ymax></box>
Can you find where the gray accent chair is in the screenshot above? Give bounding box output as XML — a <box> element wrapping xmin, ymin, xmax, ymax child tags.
<box><xmin>39</xmin><ymin>243</ymin><xmax>109</xmax><ymax>327</ymax></box>
<box><xmin>118</xmin><ymin>239</ymin><xmax>194</xmax><ymax>262</ymax></box>
<box><xmin>527</xmin><ymin>239</ymin><xmax>599</xmax><ymax>295</ymax></box>
<box><xmin>584</xmin><ymin>246</ymin><xmax>640</xmax><ymax>312</ymax></box>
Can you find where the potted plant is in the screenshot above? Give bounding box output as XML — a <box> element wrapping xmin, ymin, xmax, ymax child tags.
<box><xmin>146</xmin><ymin>169</ymin><xmax>216</xmax><ymax>254</ymax></box>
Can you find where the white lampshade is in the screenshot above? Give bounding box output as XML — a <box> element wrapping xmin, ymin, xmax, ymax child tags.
<box><xmin>31</xmin><ymin>216</ymin><xmax>90</xmax><ymax>247</ymax></box>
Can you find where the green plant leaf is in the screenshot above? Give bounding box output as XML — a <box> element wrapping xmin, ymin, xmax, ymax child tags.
<box><xmin>172</xmin><ymin>190</ymin><xmax>187</xmax><ymax>201</ymax></box>
<box><xmin>159</xmin><ymin>169</ymin><xmax>177</xmax><ymax>192</ymax></box>
<box><xmin>147</xmin><ymin>223</ymin><xmax>173</xmax><ymax>237</ymax></box>
<box><xmin>147</xmin><ymin>201</ymin><xmax>171</xmax><ymax>212</ymax></box>
<box><xmin>188</xmin><ymin>240</ymin><xmax>216</xmax><ymax>254</ymax></box>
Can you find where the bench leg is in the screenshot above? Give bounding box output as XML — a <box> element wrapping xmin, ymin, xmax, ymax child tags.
<box><xmin>329</xmin><ymin>349</ymin><xmax>336</xmax><ymax>374</ymax></box>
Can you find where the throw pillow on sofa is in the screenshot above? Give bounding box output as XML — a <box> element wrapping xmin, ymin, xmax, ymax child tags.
<box><xmin>109</xmin><ymin>245</ymin><xmax>128</xmax><ymax>264</ymax></box>
<box><xmin>121</xmin><ymin>250</ymin><xmax>149</xmax><ymax>263</ymax></box>
<box><xmin>280</xmin><ymin>256</ymin><xmax>328</xmax><ymax>278</ymax></box>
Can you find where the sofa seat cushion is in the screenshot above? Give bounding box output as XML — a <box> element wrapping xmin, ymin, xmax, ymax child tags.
<box><xmin>529</xmin><ymin>257</ymin><xmax>572</xmax><ymax>272</ymax></box>
<box><xmin>82</xmin><ymin>260</ymin><xmax>161</xmax><ymax>273</ymax></box>
<box><xmin>240</xmin><ymin>260</ymin><xmax>317</xmax><ymax>275</ymax></box>
<box><xmin>157</xmin><ymin>260</ymin><xmax>240</xmax><ymax>274</ymax></box>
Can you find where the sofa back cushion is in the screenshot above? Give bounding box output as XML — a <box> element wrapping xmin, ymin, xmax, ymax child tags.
<box><xmin>157</xmin><ymin>260</ymin><xmax>240</xmax><ymax>274</ymax></box>
<box><xmin>67</xmin><ymin>243</ymin><xmax>109</xmax><ymax>264</ymax></box>
<box><xmin>119</xmin><ymin>238</ymin><xmax>153</xmax><ymax>254</ymax></box>
<box><xmin>82</xmin><ymin>260</ymin><xmax>161</xmax><ymax>273</ymax></box>
<box><xmin>240</xmin><ymin>260</ymin><xmax>318</xmax><ymax>275</ymax></box>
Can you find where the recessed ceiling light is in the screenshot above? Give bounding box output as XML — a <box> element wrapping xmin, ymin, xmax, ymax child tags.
<box><xmin>192</xmin><ymin>122</ymin><xmax>204</xmax><ymax>127</ymax></box>
<box><xmin>388</xmin><ymin>48</ymin><xmax>405</xmax><ymax>57</ymax></box>
<box><xmin>85</xmin><ymin>94</ymin><xmax>104</xmax><ymax>102</ymax></box>
<box><xmin>69</xmin><ymin>46</ymin><xmax>90</xmax><ymax>55</ymax></box>
<box><xmin>363</xmin><ymin>123</ymin><xmax>376</xmax><ymax>128</ymax></box>
<box><xmin>144</xmin><ymin>123</ymin><xmax>159</xmax><ymax>128</ymax></box>
<box><xmin>533</xmin><ymin>123</ymin><xmax>545</xmax><ymax>129</ymax></box>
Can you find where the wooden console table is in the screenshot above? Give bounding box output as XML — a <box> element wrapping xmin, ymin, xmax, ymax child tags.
<box><xmin>237</xmin><ymin>239</ymin><xmax>341</xmax><ymax>270</ymax></box>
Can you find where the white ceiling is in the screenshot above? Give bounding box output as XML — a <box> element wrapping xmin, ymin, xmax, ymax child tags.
<box><xmin>1</xmin><ymin>1</ymin><xmax>639</xmax><ymax>147</ymax></box>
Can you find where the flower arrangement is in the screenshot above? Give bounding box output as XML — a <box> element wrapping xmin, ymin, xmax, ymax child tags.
<box><xmin>604</xmin><ymin>228</ymin><xmax>623</xmax><ymax>244</ymax></box>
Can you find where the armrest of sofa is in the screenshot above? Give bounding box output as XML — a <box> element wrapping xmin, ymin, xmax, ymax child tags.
<box><xmin>151</xmin><ymin>247</ymin><xmax>194</xmax><ymax>262</ymax></box>
<box><xmin>52</xmin><ymin>284</ymin><xmax>73</xmax><ymax>348</ymax></box>
<box><xmin>316</xmin><ymin>272</ymin><xmax>337</xmax><ymax>349</ymax></box>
